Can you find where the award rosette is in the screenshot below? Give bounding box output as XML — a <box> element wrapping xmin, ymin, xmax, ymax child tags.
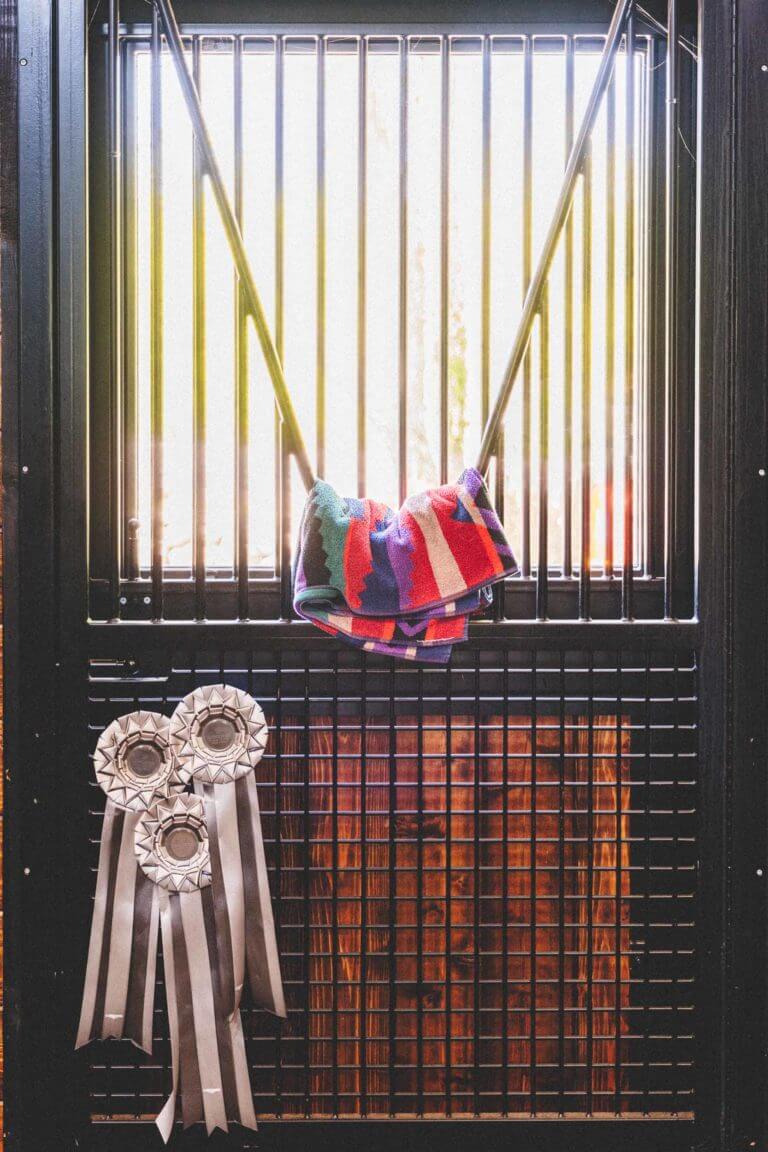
<box><xmin>170</xmin><ymin>684</ymin><xmax>286</xmax><ymax>1020</ymax></box>
<box><xmin>77</xmin><ymin>710</ymin><xmax>183</xmax><ymax>1053</ymax></box>
<box><xmin>134</xmin><ymin>794</ymin><xmax>257</xmax><ymax>1142</ymax></box>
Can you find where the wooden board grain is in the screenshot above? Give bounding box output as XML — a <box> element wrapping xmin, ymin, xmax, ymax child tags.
<box><xmin>266</xmin><ymin>710</ymin><xmax>630</xmax><ymax>1117</ymax></box>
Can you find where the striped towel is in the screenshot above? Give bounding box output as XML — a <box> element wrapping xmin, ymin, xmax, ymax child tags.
<box><xmin>293</xmin><ymin>468</ymin><xmax>518</xmax><ymax>662</ymax></box>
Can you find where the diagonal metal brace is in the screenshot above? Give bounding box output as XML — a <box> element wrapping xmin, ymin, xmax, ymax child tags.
<box><xmin>156</xmin><ymin>0</ymin><xmax>634</xmax><ymax>491</ymax></box>
<box><xmin>475</xmin><ymin>0</ymin><xmax>634</xmax><ymax>475</ymax></box>
<box><xmin>155</xmin><ymin>0</ymin><xmax>317</xmax><ymax>493</ymax></box>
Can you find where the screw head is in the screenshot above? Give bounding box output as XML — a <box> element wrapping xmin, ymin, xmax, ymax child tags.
<box><xmin>19</xmin><ymin>57</ymin><xmax>28</xmax><ymax>66</ymax></box>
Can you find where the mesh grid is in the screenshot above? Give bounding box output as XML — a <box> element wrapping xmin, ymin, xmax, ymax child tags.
<box><xmin>86</xmin><ymin>645</ymin><xmax>696</xmax><ymax>1121</ymax></box>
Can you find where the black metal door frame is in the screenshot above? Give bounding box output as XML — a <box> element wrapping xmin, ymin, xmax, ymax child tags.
<box><xmin>1</xmin><ymin>0</ymin><xmax>766</xmax><ymax>1149</ymax></box>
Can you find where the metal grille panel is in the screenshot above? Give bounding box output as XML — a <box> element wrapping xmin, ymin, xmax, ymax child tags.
<box><xmin>87</xmin><ymin>644</ymin><xmax>697</xmax><ymax>1122</ymax></box>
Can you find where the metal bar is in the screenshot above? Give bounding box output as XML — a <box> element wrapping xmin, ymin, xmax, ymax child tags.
<box><xmin>439</xmin><ymin>35</ymin><xmax>450</xmax><ymax>485</ymax></box>
<box><xmin>472</xmin><ymin>656</ymin><xmax>481</xmax><ymax>1116</ymax></box>
<box><xmin>274</xmin><ymin>29</ymin><xmax>284</xmax><ymax>580</ymax></box>
<box><xmin>481</xmin><ymin>34</ymin><xmax>491</xmax><ymax>429</ymax></box>
<box><xmin>614</xmin><ymin>651</ymin><xmax>624</xmax><ymax>1114</ymax></box>
<box><xmin>586</xmin><ymin>652</ymin><xmax>595</xmax><ymax>1113</ymax></box>
<box><xmin>663</xmin><ymin>0</ymin><xmax>678</xmax><ymax>619</ymax></box>
<box><xmin>316</xmin><ymin>35</ymin><xmax>326</xmax><ymax>478</ymax></box>
<box><xmin>445</xmin><ymin>657</ymin><xmax>454</xmax><ymax>1115</ymax></box>
<box><xmin>563</xmin><ymin>37</ymin><xmax>574</xmax><ymax>579</ymax></box>
<box><xmin>360</xmin><ymin>655</ymin><xmax>369</xmax><ymax>1115</ymax></box>
<box><xmin>387</xmin><ymin>663</ymin><xmax>397</xmax><ymax>1115</ymax></box>
<box><xmin>501</xmin><ymin>651</ymin><xmax>510</xmax><ymax>1114</ymax></box>
<box><xmin>623</xmin><ymin>17</ymin><xmax>636</xmax><ymax>618</ymax></box>
<box><xmin>557</xmin><ymin>651</ymin><xmax>566</xmax><ymax>1114</ymax></box>
<box><xmin>536</xmin><ymin>293</ymin><xmax>549</xmax><ymax>620</ymax></box>
<box><xmin>357</xmin><ymin>36</ymin><xmax>367</xmax><ymax>498</ymax></box>
<box><xmin>274</xmin><ymin>649</ymin><xmax>284</xmax><ymax>1115</ymax></box>
<box><xmin>150</xmin><ymin>11</ymin><xmax>164</xmax><ymax>619</ymax></box>
<box><xmin>303</xmin><ymin>651</ymin><xmax>312</xmax><ymax>1118</ymax></box>
<box><xmin>108</xmin><ymin>0</ymin><xmax>122</xmax><ymax>617</ymax></box>
<box><xmin>398</xmin><ymin>39</ymin><xmax>409</xmax><ymax>505</ymax></box>
<box><xmin>476</xmin><ymin>0</ymin><xmax>633</xmax><ymax>475</ymax></box>
<box><xmin>155</xmin><ymin>0</ymin><xmax>316</xmax><ymax>492</ymax></box>
<box><xmin>521</xmin><ymin>35</ymin><xmax>533</xmax><ymax>578</ymax></box>
<box><xmin>234</xmin><ymin>36</ymin><xmax>249</xmax><ymax>620</ymax></box>
<box><xmin>605</xmin><ymin>76</ymin><xmax>616</xmax><ymax>580</ymax></box>
<box><xmin>579</xmin><ymin>151</ymin><xmax>593</xmax><ymax>620</ymax></box>
<box><xmin>331</xmin><ymin>653</ymin><xmax>340</xmax><ymax>1116</ymax></box>
<box><xmin>632</xmin><ymin>2</ymin><xmax>697</xmax><ymax>58</ymax></box>
<box><xmin>121</xmin><ymin>43</ymin><xmax>139</xmax><ymax>582</ymax></box>
<box><xmin>192</xmin><ymin>37</ymin><xmax>206</xmax><ymax>621</ymax></box>
<box><xmin>529</xmin><ymin>649</ymin><xmax>538</xmax><ymax>1112</ymax></box>
<box><xmin>416</xmin><ymin>665</ymin><xmax>425</xmax><ymax>1116</ymax></box>
<box><xmin>275</xmin><ymin>36</ymin><xmax>292</xmax><ymax>619</ymax></box>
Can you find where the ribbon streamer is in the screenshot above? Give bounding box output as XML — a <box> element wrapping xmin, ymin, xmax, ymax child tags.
<box><xmin>170</xmin><ymin>684</ymin><xmax>286</xmax><ymax>1020</ymax></box>
<box><xmin>135</xmin><ymin>794</ymin><xmax>257</xmax><ymax>1142</ymax></box>
<box><xmin>77</xmin><ymin>711</ymin><xmax>182</xmax><ymax>1052</ymax></box>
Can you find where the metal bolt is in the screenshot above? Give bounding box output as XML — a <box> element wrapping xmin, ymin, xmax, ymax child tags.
<box><xmin>119</xmin><ymin>596</ymin><xmax>128</xmax><ymax>605</ymax></box>
<box><xmin>759</xmin><ymin>468</ymin><xmax>766</xmax><ymax>477</ymax></box>
<box><xmin>21</xmin><ymin>465</ymin><xmax>29</xmax><ymax>474</ymax></box>
<box><xmin>762</xmin><ymin>64</ymin><xmax>768</xmax><ymax>72</ymax></box>
<box><xmin>23</xmin><ymin>867</ymin><xmax>30</xmax><ymax>876</ymax></box>
<box><xmin>19</xmin><ymin>57</ymin><xmax>28</xmax><ymax>66</ymax></box>
<box><xmin>143</xmin><ymin>595</ymin><xmax>152</xmax><ymax>605</ymax></box>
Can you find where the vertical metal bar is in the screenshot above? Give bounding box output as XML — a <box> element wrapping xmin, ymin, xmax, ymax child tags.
<box><xmin>481</xmin><ymin>34</ymin><xmax>492</xmax><ymax>428</ymax></box>
<box><xmin>192</xmin><ymin>37</ymin><xmax>206</xmax><ymax>621</ymax></box>
<box><xmin>579</xmin><ymin>150</ymin><xmax>593</xmax><ymax>620</ymax></box>
<box><xmin>494</xmin><ymin>436</ymin><xmax>506</xmax><ymax>620</ymax></box>
<box><xmin>605</xmin><ymin>76</ymin><xmax>616</xmax><ymax>580</ymax></box>
<box><xmin>536</xmin><ymin>292</ymin><xmax>549</xmax><ymax>619</ymax></box>
<box><xmin>274</xmin><ymin>649</ymin><xmax>284</xmax><ymax>1115</ymax></box>
<box><xmin>357</xmin><ymin>36</ymin><xmax>368</xmax><ymax>498</ymax></box>
<box><xmin>472</xmin><ymin>657</ymin><xmax>481</xmax><ymax>1116</ymax></box>
<box><xmin>360</xmin><ymin>655</ymin><xmax>369</xmax><ymax>1115</ymax></box>
<box><xmin>107</xmin><ymin>0</ymin><xmax>122</xmax><ymax>618</ymax></box>
<box><xmin>234</xmin><ymin>37</ymin><xmax>249</xmax><ymax>620</ymax></box>
<box><xmin>614</xmin><ymin>654</ymin><xmax>624</xmax><ymax>1114</ymax></box>
<box><xmin>501</xmin><ymin>651</ymin><xmax>510</xmax><ymax>1114</ymax></box>
<box><xmin>303</xmin><ymin>651</ymin><xmax>312</xmax><ymax>1118</ymax></box>
<box><xmin>557</xmin><ymin>651</ymin><xmax>566</xmax><ymax>1114</ymax></box>
<box><xmin>521</xmin><ymin>36</ymin><xmax>533</xmax><ymax>577</ymax></box>
<box><xmin>623</xmin><ymin>16</ymin><xmax>636</xmax><ymax>618</ymax></box>
<box><xmin>664</xmin><ymin>0</ymin><xmax>679</xmax><ymax>618</ymax></box>
<box><xmin>529</xmin><ymin>648</ymin><xmax>537</xmax><ymax>1113</ymax></box>
<box><xmin>563</xmin><ymin>37</ymin><xmax>574</xmax><ymax>579</ymax></box>
<box><xmin>398</xmin><ymin>37</ymin><xmax>408</xmax><ymax>505</ymax></box>
<box><xmin>445</xmin><ymin>657</ymin><xmax>454</xmax><ymax>1115</ymax></box>
<box><xmin>439</xmin><ymin>35</ymin><xmax>450</xmax><ymax>485</ymax></box>
<box><xmin>642</xmin><ymin>654</ymin><xmax>652</xmax><ymax>1114</ymax></box>
<box><xmin>150</xmin><ymin>12</ymin><xmax>164</xmax><ymax>618</ymax></box>
<box><xmin>122</xmin><ymin>44</ymin><xmax>139</xmax><ymax>582</ymax></box>
<box><xmin>331</xmin><ymin>652</ymin><xmax>339</xmax><ymax>1117</ymax></box>
<box><xmin>416</xmin><ymin>666</ymin><xmax>425</xmax><ymax>1116</ymax></box>
<box><xmin>483</xmin><ymin>37</ymin><xmax>506</xmax><ymax>621</ymax></box>
<box><xmin>316</xmin><ymin>35</ymin><xmax>326</xmax><ymax>478</ymax></box>
<box><xmin>594</xmin><ymin>654</ymin><xmax>598</xmax><ymax>1110</ymax></box>
<box><xmin>388</xmin><ymin>663</ymin><xmax>397</xmax><ymax>1116</ymax></box>
<box><xmin>275</xmin><ymin>37</ymin><xmax>292</xmax><ymax>619</ymax></box>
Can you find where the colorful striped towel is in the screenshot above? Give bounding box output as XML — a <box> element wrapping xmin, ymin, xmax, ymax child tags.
<box><xmin>293</xmin><ymin>468</ymin><xmax>518</xmax><ymax>662</ymax></box>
